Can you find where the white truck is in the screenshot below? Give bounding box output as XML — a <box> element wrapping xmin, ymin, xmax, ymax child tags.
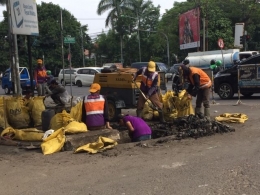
<box><xmin>185</xmin><ymin>49</ymin><xmax>259</xmax><ymax>69</ymax></box>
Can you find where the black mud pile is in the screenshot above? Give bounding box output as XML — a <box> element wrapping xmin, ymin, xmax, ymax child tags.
<box><xmin>151</xmin><ymin>115</ymin><xmax>235</xmax><ymax>140</ymax></box>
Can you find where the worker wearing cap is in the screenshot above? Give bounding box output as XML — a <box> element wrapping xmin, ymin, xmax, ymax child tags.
<box><xmin>118</xmin><ymin>114</ymin><xmax>152</xmax><ymax>142</ymax></box>
<box><xmin>179</xmin><ymin>65</ymin><xmax>212</xmax><ymax>118</ymax></box>
<box><xmin>45</xmin><ymin>80</ymin><xmax>70</xmax><ymax>106</ymax></box>
<box><xmin>133</xmin><ymin>61</ymin><xmax>165</xmax><ymax>123</ymax></box>
<box><xmin>81</xmin><ymin>83</ymin><xmax>112</xmax><ymax>130</ymax></box>
<box><xmin>34</xmin><ymin>59</ymin><xmax>48</xmax><ymax>96</ymax></box>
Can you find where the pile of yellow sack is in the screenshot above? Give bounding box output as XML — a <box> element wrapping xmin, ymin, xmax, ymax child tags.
<box><xmin>142</xmin><ymin>90</ymin><xmax>194</xmax><ymax>121</ymax></box>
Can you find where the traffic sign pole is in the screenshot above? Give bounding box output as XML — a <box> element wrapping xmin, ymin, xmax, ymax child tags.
<box><xmin>218</xmin><ymin>38</ymin><xmax>225</xmax><ymax>69</ymax></box>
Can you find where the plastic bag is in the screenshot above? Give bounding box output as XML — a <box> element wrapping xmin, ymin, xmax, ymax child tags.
<box><xmin>41</xmin><ymin>128</ymin><xmax>66</xmax><ymax>155</ymax></box>
<box><xmin>50</xmin><ymin>110</ymin><xmax>73</xmax><ymax>131</ymax></box>
<box><xmin>6</xmin><ymin>97</ymin><xmax>30</xmax><ymax>129</ymax></box>
<box><xmin>1</xmin><ymin>127</ymin><xmax>44</xmax><ymax>141</ymax></box>
<box><xmin>74</xmin><ymin>136</ymin><xmax>117</xmax><ymax>154</ymax></box>
<box><xmin>28</xmin><ymin>96</ymin><xmax>45</xmax><ymax>127</ymax></box>
<box><xmin>176</xmin><ymin>90</ymin><xmax>194</xmax><ymax>117</ymax></box>
<box><xmin>215</xmin><ymin>113</ymin><xmax>248</xmax><ymax>123</ymax></box>
<box><xmin>70</xmin><ymin>101</ymin><xmax>83</xmax><ymax>122</ymax></box>
<box><xmin>64</xmin><ymin>121</ymin><xmax>87</xmax><ymax>134</ymax></box>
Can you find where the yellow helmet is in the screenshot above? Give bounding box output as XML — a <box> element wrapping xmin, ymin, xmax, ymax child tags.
<box><xmin>147</xmin><ymin>61</ymin><xmax>156</xmax><ymax>72</ymax></box>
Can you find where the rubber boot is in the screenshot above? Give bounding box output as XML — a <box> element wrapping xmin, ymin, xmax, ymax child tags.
<box><xmin>136</xmin><ymin>109</ymin><xmax>142</xmax><ymax>118</ymax></box>
<box><xmin>158</xmin><ymin>110</ymin><xmax>166</xmax><ymax>123</ymax></box>
<box><xmin>195</xmin><ymin>107</ymin><xmax>204</xmax><ymax>118</ymax></box>
<box><xmin>204</xmin><ymin>108</ymin><xmax>211</xmax><ymax>119</ymax></box>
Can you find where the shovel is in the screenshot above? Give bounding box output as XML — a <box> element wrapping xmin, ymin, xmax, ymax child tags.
<box><xmin>133</xmin><ymin>81</ymin><xmax>159</xmax><ymax>111</ymax></box>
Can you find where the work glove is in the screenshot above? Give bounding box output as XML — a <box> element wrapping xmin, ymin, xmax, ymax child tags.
<box><xmin>191</xmin><ymin>86</ymin><xmax>199</xmax><ymax>97</ymax></box>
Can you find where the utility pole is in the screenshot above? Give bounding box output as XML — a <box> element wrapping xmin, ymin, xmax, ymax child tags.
<box><xmin>81</xmin><ymin>28</ymin><xmax>85</xmax><ymax>67</ymax></box>
<box><xmin>60</xmin><ymin>9</ymin><xmax>65</xmax><ymax>87</ymax></box>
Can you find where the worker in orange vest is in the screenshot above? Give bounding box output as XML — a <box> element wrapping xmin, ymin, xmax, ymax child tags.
<box><xmin>81</xmin><ymin>83</ymin><xmax>112</xmax><ymax>130</ymax></box>
<box><xmin>179</xmin><ymin>63</ymin><xmax>212</xmax><ymax>118</ymax></box>
<box><xmin>34</xmin><ymin>59</ymin><xmax>48</xmax><ymax>96</ymax></box>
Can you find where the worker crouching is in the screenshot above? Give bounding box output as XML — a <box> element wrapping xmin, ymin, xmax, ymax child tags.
<box><xmin>179</xmin><ymin>63</ymin><xmax>212</xmax><ymax>118</ymax></box>
<box><xmin>82</xmin><ymin>83</ymin><xmax>112</xmax><ymax>130</ymax></box>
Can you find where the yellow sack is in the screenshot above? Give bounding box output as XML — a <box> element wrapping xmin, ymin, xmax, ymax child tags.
<box><xmin>176</xmin><ymin>90</ymin><xmax>194</xmax><ymax>117</ymax></box>
<box><xmin>74</xmin><ymin>136</ymin><xmax>117</xmax><ymax>154</ymax></box>
<box><xmin>215</xmin><ymin>113</ymin><xmax>248</xmax><ymax>123</ymax></box>
<box><xmin>0</xmin><ymin>96</ymin><xmax>10</xmax><ymax>129</ymax></box>
<box><xmin>28</xmin><ymin>97</ymin><xmax>45</xmax><ymax>127</ymax></box>
<box><xmin>50</xmin><ymin>110</ymin><xmax>73</xmax><ymax>131</ymax></box>
<box><xmin>1</xmin><ymin>127</ymin><xmax>44</xmax><ymax>141</ymax></box>
<box><xmin>6</xmin><ymin>97</ymin><xmax>30</xmax><ymax>129</ymax></box>
<box><xmin>70</xmin><ymin>101</ymin><xmax>83</xmax><ymax>122</ymax></box>
<box><xmin>161</xmin><ymin>91</ymin><xmax>178</xmax><ymax>121</ymax></box>
<box><xmin>41</xmin><ymin>128</ymin><xmax>66</xmax><ymax>155</ymax></box>
<box><xmin>64</xmin><ymin>121</ymin><xmax>88</xmax><ymax>134</ymax></box>
<box><xmin>142</xmin><ymin>100</ymin><xmax>159</xmax><ymax>120</ymax></box>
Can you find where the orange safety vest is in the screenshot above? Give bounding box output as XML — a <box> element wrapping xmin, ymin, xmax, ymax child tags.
<box><xmin>35</xmin><ymin>67</ymin><xmax>47</xmax><ymax>83</ymax></box>
<box><xmin>141</xmin><ymin>68</ymin><xmax>158</xmax><ymax>88</ymax></box>
<box><xmin>84</xmin><ymin>95</ymin><xmax>105</xmax><ymax>115</ymax></box>
<box><xmin>189</xmin><ymin>67</ymin><xmax>212</xmax><ymax>88</ymax></box>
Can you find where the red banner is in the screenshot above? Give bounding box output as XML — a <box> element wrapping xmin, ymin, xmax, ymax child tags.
<box><xmin>179</xmin><ymin>8</ymin><xmax>200</xmax><ymax>50</ymax></box>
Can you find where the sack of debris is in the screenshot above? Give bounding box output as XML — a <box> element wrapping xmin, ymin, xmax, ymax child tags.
<box><xmin>70</xmin><ymin>100</ymin><xmax>83</xmax><ymax>122</ymax></box>
<box><xmin>0</xmin><ymin>96</ymin><xmax>10</xmax><ymax>129</ymax></box>
<box><xmin>50</xmin><ymin>110</ymin><xmax>74</xmax><ymax>131</ymax></box>
<box><xmin>64</xmin><ymin>120</ymin><xmax>88</xmax><ymax>134</ymax></box>
<box><xmin>161</xmin><ymin>90</ymin><xmax>178</xmax><ymax>121</ymax></box>
<box><xmin>176</xmin><ymin>90</ymin><xmax>194</xmax><ymax>117</ymax></box>
<box><xmin>1</xmin><ymin>127</ymin><xmax>44</xmax><ymax>141</ymax></box>
<box><xmin>5</xmin><ymin>97</ymin><xmax>30</xmax><ymax>129</ymax></box>
<box><xmin>28</xmin><ymin>96</ymin><xmax>45</xmax><ymax>127</ymax></box>
<box><xmin>142</xmin><ymin>100</ymin><xmax>159</xmax><ymax>120</ymax></box>
<box><xmin>41</xmin><ymin>127</ymin><xmax>66</xmax><ymax>155</ymax></box>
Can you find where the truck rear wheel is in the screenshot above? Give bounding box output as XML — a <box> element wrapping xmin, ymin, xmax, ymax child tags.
<box><xmin>4</xmin><ymin>86</ymin><xmax>10</xmax><ymax>94</ymax></box>
<box><xmin>107</xmin><ymin>100</ymin><xmax>121</xmax><ymax>122</ymax></box>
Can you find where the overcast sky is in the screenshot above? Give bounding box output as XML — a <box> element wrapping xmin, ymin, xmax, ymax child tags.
<box><xmin>0</xmin><ymin>0</ymin><xmax>186</xmax><ymax>36</ymax></box>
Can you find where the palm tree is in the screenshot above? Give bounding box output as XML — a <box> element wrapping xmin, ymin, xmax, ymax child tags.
<box><xmin>97</xmin><ymin>0</ymin><xmax>133</xmax><ymax>28</ymax></box>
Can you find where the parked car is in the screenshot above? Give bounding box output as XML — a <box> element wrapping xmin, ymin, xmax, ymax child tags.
<box><xmin>58</xmin><ymin>68</ymin><xmax>80</xmax><ymax>85</ymax></box>
<box><xmin>165</xmin><ymin>63</ymin><xmax>182</xmax><ymax>82</ymax></box>
<box><xmin>130</xmin><ymin>62</ymin><xmax>168</xmax><ymax>90</ymax></box>
<box><xmin>1</xmin><ymin>67</ymin><xmax>36</xmax><ymax>94</ymax></box>
<box><xmin>214</xmin><ymin>54</ymin><xmax>260</xmax><ymax>99</ymax></box>
<box><xmin>75</xmin><ymin>67</ymin><xmax>102</xmax><ymax>87</ymax></box>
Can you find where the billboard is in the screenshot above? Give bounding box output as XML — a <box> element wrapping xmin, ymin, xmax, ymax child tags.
<box><xmin>179</xmin><ymin>8</ymin><xmax>200</xmax><ymax>50</ymax></box>
<box><xmin>234</xmin><ymin>23</ymin><xmax>244</xmax><ymax>48</ymax></box>
<box><xmin>10</xmin><ymin>0</ymin><xmax>39</xmax><ymax>35</ymax></box>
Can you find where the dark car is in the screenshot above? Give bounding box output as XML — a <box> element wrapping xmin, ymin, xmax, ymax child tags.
<box><xmin>131</xmin><ymin>62</ymin><xmax>168</xmax><ymax>90</ymax></box>
<box><xmin>165</xmin><ymin>63</ymin><xmax>182</xmax><ymax>82</ymax></box>
<box><xmin>214</xmin><ymin>54</ymin><xmax>260</xmax><ymax>99</ymax></box>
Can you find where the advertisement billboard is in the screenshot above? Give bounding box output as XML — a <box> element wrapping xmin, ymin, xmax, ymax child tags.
<box><xmin>10</xmin><ymin>0</ymin><xmax>39</xmax><ymax>35</ymax></box>
<box><xmin>179</xmin><ymin>8</ymin><xmax>200</xmax><ymax>50</ymax></box>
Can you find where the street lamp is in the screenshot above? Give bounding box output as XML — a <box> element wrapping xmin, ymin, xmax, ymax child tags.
<box><xmin>121</xmin><ymin>15</ymin><xmax>141</xmax><ymax>62</ymax></box>
<box><xmin>138</xmin><ymin>29</ymin><xmax>170</xmax><ymax>66</ymax></box>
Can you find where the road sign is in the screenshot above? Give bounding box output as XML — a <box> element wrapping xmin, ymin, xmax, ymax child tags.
<box><xmin>64</xmin><ymin>37</ymin><xmax>75</xmax><ymax>44</ymax></box>
<box><xmin>218</xmin><ymin>38</ymin><xmax>224</xmax><ymax>49</ymax></box>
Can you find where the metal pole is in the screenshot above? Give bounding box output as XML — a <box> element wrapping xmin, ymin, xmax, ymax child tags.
<box><xmin>60</xmin><ymin>9</ymin><xmax>65</xmax><ymax>87</ymax></box>
<box><xmin>69</xmin><ymin>42</ymin><xmax>72</xmax><ymax>96</ymax></box>
<box><xmin>27</xmin><ymin>36</ymin><xmax>34</xmax><ymax>95</ymax></box>
<box><xmin>6</xmin><ymin>0</ymin><xmax>15</xmax><ymax>95</ymax></box>
<box><xmin>120</xmin><ymin>35</ymin><xmax>123</xmax><ymax>64</ymax></box>
<box><xmin>203</xmin><ymin>18</ymin><xmax>205</xmax><ymax>52</ymax></box>
<box><xmin>81</xmin><ymin>28</ymin><xmax>85</xmax><ymax>67</ymax></box>
<box><xmin>137</xmin><ymin>13</ymin><xmax>141</xmax><ymax>62</ymax></box>
<box><xmin>13</xmin><ymin>34</ymin><xmax>21</xmax><ymax>96</ymax></box>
